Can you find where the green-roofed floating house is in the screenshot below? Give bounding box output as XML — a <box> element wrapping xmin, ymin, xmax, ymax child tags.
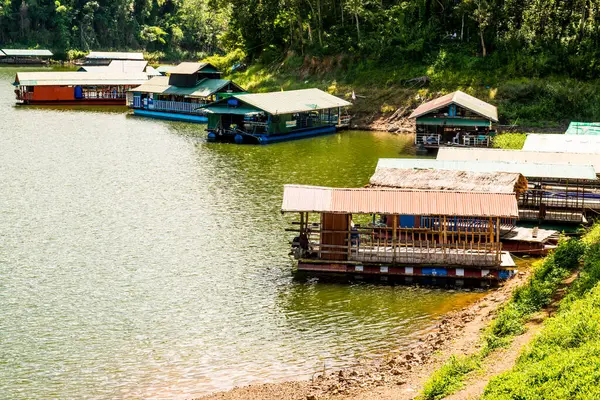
<box><xmin>127</xmin><ymin>62</ymin><xmax>245</xmax><ymax>123</ymax></box>
<box><xmin>565</xmin><ymin>121</ymin><xmax>600</xmax><ymax>136</ymax></box>
<box><xmin>410</xmin><ymin>90</ymin><xmax>498</xmax><ymax>151</ymax></box>
<box><xmin>202</xmin><ymin>88</ymin><xmax>352</xmax><ymax>144</ymax></box>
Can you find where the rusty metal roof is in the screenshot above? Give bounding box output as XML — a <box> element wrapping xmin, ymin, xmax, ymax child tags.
<box><xmin>409</xmin><ymin>91</ymin><xmax>498</xmax><ymax>122</ymax></box>
<box><xmin>281</xmin><ymin>185</ymin><xmax>519</xmax><ymax>218</ymax></box>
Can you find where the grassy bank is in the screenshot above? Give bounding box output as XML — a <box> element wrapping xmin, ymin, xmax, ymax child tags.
<box><xmin>203</xmin><ymin>52</ymin><xmax>600</xmax><ymax>130</ymax></box>
<box><xmin>482</xmin><ymin>223</ymin><xmax>600</xmax><ymax>399</ymax></box>
<box><xmin>421</xmin><ymin>229</ymin><xmax>592</xmax><ymax>400</ymax></box>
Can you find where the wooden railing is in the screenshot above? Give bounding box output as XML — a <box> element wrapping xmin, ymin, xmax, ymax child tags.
<box><xmin>296</xmin><ymin>225</ymin><xmax>504</xmax><ymax>267</ymax></box>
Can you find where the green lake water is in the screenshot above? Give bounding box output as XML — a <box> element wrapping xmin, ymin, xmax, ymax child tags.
<box><xmin>0</xmin><ymin>67</ymin><xmax>485</xmax><ymax>398</ymax></box>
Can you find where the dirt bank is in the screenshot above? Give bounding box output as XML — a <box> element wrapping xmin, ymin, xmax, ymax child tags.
<box><xmin>197</xmin><ymin>272</ymin><xmax>529</xmax><ymax>400</ymax></box>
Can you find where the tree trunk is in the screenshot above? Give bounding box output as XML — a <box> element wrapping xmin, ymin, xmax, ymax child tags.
<box><xmin>479</xmin><ymin>28</ymin><xmax>486</xmax><ymax>57</ymax></box>
<box><xmin>355</xmin><ymin>13</ymin><xmax>360</xmax><ymax>42</ymax></box>
<box><xmin>317</xmin><ymin>0</ymin><xmax>323</xmax><ymax>47</ymax></box>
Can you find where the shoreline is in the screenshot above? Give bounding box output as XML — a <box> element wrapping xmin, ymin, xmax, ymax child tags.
<box><xmin>197</xmin><ymin>272</ymin><xmax>529</xmax><ymax>400</ymax></box>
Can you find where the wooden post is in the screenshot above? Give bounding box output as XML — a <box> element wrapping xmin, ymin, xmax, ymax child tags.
<box><xmin>392</xmin><ymin>215</ymin><xmax>398</xmax><ymax>263</ymax></box>
<box><xmin>442</xmin><ymin>215</ymin><xmax>447</xmax><ymax>263</ymax></box>
<box><xmin>496</xmin><ymin>217</ymin><xmax>501</xmax><ymax>265</ymax></box>
<box><xmin>347</xmin><ymin>214</ymin><xmax>352</xmax><ymax>260</ymax></box>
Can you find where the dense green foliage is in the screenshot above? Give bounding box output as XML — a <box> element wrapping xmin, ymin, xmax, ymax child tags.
<box><xmin>422</xmin><ymin>235</ymin><xmax>587</xmax><ymax>400</ymax></box>
<box><xmin>483</xmin><ymin>225</ymin><xmax>600</xmax><ymax>400</ymax></box>
<box><xmin>492</xmin><ymin>133</ymin><xmax>526</xmax><ymax>149</ymax></box>
<box><xmin>3</xmin><ymin>0</ymin><xmax>600</xmax><ymax>79</ymax></box>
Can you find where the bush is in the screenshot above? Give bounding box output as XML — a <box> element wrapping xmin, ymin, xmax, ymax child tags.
<box><xmin>493</xmin><ymin>133</ymin><xmax>526</xmax><ymax>149</ymax></box>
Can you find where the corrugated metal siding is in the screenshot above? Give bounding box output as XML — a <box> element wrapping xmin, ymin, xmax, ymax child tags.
<box><xmin>522</xmin><ymin>133</ymin><xmax>600</xmax><ymax>154</ymax></box>
<box><xmin>436</xmin><ymin>147</ymin><xmax>600</xmax><ymax>175</ymax></box>
<box><xmin>281</xmin><ymin>185</ymin><xmax>519</xmax><ymax>217</ymax></box>
<box><xmin>409</xmin><ymin>91</ymin><xmax>498</xmax><ymax>122</ymax></box>
<box><xmin>378</xmin><ymin>158</ymin><xmax>598</xmax><ymax>180</ymax></box>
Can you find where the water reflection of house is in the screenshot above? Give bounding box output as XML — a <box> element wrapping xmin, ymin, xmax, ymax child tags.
<box><xmin>410</xmin><ymin>90</ymin><xmax>498</xmax><ymax>150</ymax></box>
<box><xmin>282</xmin><ymin>184</ymin><xmax>519</xmax><ymax>284</ymax></box>
<box><xmin>127</xmin><ymin>62</ymin><xmax>245</xmax><ymax>123</ymax></box>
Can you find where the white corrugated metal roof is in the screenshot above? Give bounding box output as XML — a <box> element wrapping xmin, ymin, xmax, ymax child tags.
<box><xmin>15</xmin><ymin>71</ymin><xmax>148</xmax><ymax>86</ymax></box>
<box><xmin>522</xmin><ymin>133</ymin><xmax>600</xmax><ymax>154</ymax></box>
<box><xmin>281</xmin><ymin>185</ymin><xmax>519</xmax><ymax>218</ymax></box>
<box><xmin>378</xmin><ymin>158</ymin><xmax>597</xmax><ymax>180</ymax></box>
<box><xmin>436</xmin><ymin>147</ymin><xmax>600</xmax><ymax>175</ymax></box>
<box><xmin>1</xmin><ymin>49</ymin><xmax>53</xmax><ymax>57</ymax></box>
<box><xmin>234</xmin><ymin>89</ymin><xmax>351</xmax><ymax>115</ymax></box>
<box><xmin>409</xmin><ymin>91</ymin><xmax>498</xmax><ymax>122</ymax></box>
<box><xmin>85</xmin><ymin>51</ymin><xmax>144</xmax><ymax>60</ymax></box>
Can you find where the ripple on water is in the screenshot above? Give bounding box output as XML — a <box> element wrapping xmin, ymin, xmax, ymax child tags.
<box><xmin>0</xmin><ymin>66</ymin><xmax>485</xmax><ymax>399</ymax></box>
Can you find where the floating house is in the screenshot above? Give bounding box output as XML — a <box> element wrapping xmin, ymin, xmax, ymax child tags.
<box><xmin>282</xmin><ymin>185</ymin><xmax>518</xmax><ymax>282</ymax></box>
<box><xmin>370</xmin><ymin>164</ymin><xmax>559</xmax><ymax>254</ymax></box>
<box><xmin>435</xmin><ymin>149</ymin><xmax>600</xmax><ymax>223</ymax></box>
<box><xmin>0</xmin><ymin>49</ymin><xmax>53</xmax><ymax>64</ymax></box>
<box><xmin>203</xmin><ymin>88</ymin><xmax>352</xmax><ymax>144</ymax></box>
<box><xmin>409</xmin><ymin>91</ymin><xmax>498</xmax><ymax>150</ymax></box>
<box><xmin>84</xmin><ymin>51</ymin><xmax>145</xmax><ymax>65</ymax></box>
<box><xmin>127</xmin><ymin>62</ymin><xmax>245</xmax><ymax>123</ymax></box>
<box><xmin>565</xmin><ymin>122</ymin><xmax>600</xmax><ymax>136</ymax></box>
<box><xmin>522</xmin><ymin>133</ymin><xmax>600</xmax><ymax>154</ymax></box>
<box><xmin>14</xmin><ymin>71</ymin><xmax>148</xmax><ymax>105</ymax></box>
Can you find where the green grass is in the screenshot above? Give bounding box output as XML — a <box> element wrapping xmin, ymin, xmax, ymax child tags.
<box><xmin>482</xmin><ymin>231</ymin><xmax>600</xmax><ymax>399</ymax></box>
<box><xmin>422</xmin><ymin>355</ymin><xmax>482</xmax><ymax>400</ymax></box>
<box><xmin>208</xmin><ymin>52</ymin><xmax>600</xmax><ymax>128</ymax></box>
<box><xmin>493</xmin><ymin>133</ymin><xmax>527</xmax><ymax>150</ymax></box>
<box><xmin>421</xmin><ymin>235</ymin><xmax>587</xmax><ymax>400</ymax></box>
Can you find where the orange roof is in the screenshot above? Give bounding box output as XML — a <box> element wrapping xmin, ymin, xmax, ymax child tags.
<box><xmin>281</xmin><ymin>185</ymin><xmax>518</xmax><ymax>218</ymax></box>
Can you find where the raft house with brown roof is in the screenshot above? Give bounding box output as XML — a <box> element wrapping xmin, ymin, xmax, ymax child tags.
<box><xmin>410</xmin><ymin>90</ymin><xmax>498</xmax><ymax>150</ymax></box>
<box><xmin>127</xmin><ymin>62</ymin><xmax>245</xmax><ymax>123</ymax></box>
<box><xmin>282</xmin><ymin>184</ymin><xmax>519</xmax><ymax>284</ymax></box>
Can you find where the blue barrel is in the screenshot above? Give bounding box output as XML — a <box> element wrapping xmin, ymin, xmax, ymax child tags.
<box><xmin>207</xmin><ymin>132</ymin><xmax>216</xmax><ymax>142</ymax></box>
<box><xmin>234</xmin><ymin>134</ymin><xmax>244</xmax><ymax>144</ymax></box>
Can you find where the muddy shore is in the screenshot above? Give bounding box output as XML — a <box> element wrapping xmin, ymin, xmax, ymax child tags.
<box><xmin>197</xmin><ymin>272</ymin><xmax>528</xmax><ymax>400</ymax></box>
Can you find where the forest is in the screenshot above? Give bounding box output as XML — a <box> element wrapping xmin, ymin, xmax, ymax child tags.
<box><xmin>1</xmin><ymin>0</ymin><xmax>600</xmax><ymax>78</ymax></box>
